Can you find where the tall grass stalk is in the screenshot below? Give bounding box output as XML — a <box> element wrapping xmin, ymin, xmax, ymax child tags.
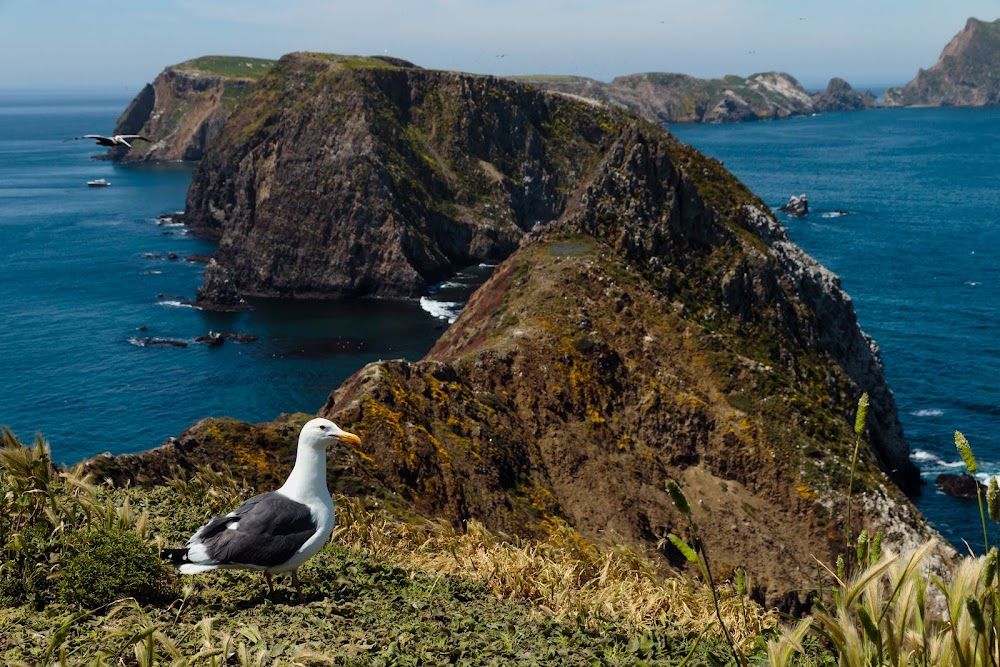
<box><xmin>846</xmin><ymin>393</ymin><xmax>869</xmax><ymax>549</ymax></box>
<box><xmin>956</xmin><ymin>431</ymin><xmax>989</xmax><ymax>554</ymax></box>
<box><xmin>662</xmin><ymin>478</ymin><xmax>743</xmax><ymax>664</ymax></box>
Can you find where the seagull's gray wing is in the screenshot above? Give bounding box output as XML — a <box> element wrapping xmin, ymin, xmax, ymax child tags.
<box><xmin>187</xmin><ymin>492</ymin><xmax>317</xmax><ymax>568</ymax></box>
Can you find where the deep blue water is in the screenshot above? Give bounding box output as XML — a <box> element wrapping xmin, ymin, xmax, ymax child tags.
<box><xmin>671</xmin><ymin>108</ymin><xmax>1000</xmax><ymax>550</ymax></box>
<box><xmin>0</xmin><ymin>89</ymin><xmax>484</xmax><ymax>464</ymax></box>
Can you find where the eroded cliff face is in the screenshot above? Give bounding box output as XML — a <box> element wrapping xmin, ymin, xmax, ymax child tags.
<box><xmin>108</xmin><ymin>57</ymin><xmax>272</xmax><ymax>162</ymax></box>
<box><xmin>184</xmin><ymin>53</ymin><xmax>625</xmax><ymax>304</ymax></box>
<box><xmin>884</xmin><ymin>17</ymin><xmax>1000</xmax><ymax>107</ymax></box>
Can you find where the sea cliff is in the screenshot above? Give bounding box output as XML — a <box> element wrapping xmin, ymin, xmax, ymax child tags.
<box><xmin>108</xmin><ymin>56</ymin><xmax>275</xmax><ymax>162</ymax></box>
<box><xmin>91</xmin><ymin>52</ymin><xmax>947</xmax><ymax>610</ymax></box>
<box><xmin>884</xmin><ymin>17</ymin><xmax>1000</xmax><ymax>106</ymax></box>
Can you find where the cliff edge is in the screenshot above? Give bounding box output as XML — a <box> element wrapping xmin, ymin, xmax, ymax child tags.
<box><xmin>884</xmin><ymin>17</ymin><xmax>1000</xmax><ymax>107</ymax></box>
<box><xmin>107</xmin><ymin>56</ymin><xmax>275</xmax><ymax>162</ymax></box>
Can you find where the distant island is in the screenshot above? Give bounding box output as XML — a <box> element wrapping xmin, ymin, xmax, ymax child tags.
<box><xmin>884</xmin><ymin>17</ymin><xmax>1000</xmax><ymax>106</ymax></box>
<box><xmin>107</xmin><ymin>15</ymin><xmax>1000</xmax><ymax>164</ymax></box>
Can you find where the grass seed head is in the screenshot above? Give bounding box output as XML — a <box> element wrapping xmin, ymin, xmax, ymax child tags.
<box><xmin>854</xmin><ymin>393</ymin><xmax>869</xmax><ymax>436</ymax></box>
<box><xmin>955</xmin><ymin>431</ymin><xmax>978</xmax><ymax>474</ymax></box>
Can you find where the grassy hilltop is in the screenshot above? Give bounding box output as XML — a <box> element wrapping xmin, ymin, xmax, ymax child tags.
<box><xmin>172</xmin><ymin>55</ymin><xmax>276</xmax><ymax>81</ymax></box>
<box><xmin>3</xmin><ymin>422</ymin><xmax>1000</xmax><ymax>665</ymax></box>
<box><xmin>0</xmin><ymin>426</ymin><xmax>777</xmax><ymax>665</ymax></box>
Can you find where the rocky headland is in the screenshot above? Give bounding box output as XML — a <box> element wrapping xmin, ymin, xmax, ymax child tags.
<box><xmin>108</xmin><ymin>56</ymin><xmax>275</xmax><ymax>162</ymax></box>
<box><xmin>88</xmin><ymin>52</ymin><xmax>955</xmax><ymax>611</ymax></box>
<box><xmin>884</xmin><ymin>17</ymin><xmax>1000</xmax><ymax>106</ymax></box>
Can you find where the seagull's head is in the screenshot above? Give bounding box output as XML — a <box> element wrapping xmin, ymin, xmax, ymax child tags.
<box><xmin>300</xmin><ymin>417</ymin><xmax>361</xmax><ymax>449</ymax></box>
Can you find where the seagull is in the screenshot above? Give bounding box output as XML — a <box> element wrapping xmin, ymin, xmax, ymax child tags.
<box><xmin>162</xmin><ymin>417</ymin><xmax>361</xmax><ymax>603</ymax></box>
<box><xmin>65</xmin><ymin>134</ymin><xmax>151</xmax><ymax>148</ymax></box>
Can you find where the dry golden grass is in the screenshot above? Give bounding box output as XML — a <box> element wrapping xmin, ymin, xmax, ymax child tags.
<box><xmin>334</xmin><ymin>497</ymin><xmax>777</xmax><ymax>645</ymax></box>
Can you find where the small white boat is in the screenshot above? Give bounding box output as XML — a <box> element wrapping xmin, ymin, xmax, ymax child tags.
<box><xmin>87</xmin><ymin>178</ymin><xmax>111</xmax><ymax>187</ymax></box>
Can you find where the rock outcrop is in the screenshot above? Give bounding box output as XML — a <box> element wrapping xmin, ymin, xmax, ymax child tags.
<box><xmin>107</xmin><ymin>56</ymin><xmax>275</xmax><ymax>162</ymax></box>
<box><xmin>811</xmin><ymin>77</ymin><xmax>878</xmax><ymax>112</ymax></box>
<box><xmin>778</xmin><ymin>194</ymin><xmax>809</xmax><ymax>217</ymax></box>
<box><xmin>104</xmin><ymin>52</ymin><xmax>948</xmax><ymax>610</ymax></box>
<box><xmin>184</xmin><ymin>53</ymin><xmax>623</xmax><ymax>302</ymax></box>
<box><xmin>884</xmin><ymin>17</ymin><xmax>1000</xmax><ymax>107</ymax></box>
<box><xmin>935</xmin><ymin>473</ymin><xmax>987</xmax><ymax>499</ymax></box>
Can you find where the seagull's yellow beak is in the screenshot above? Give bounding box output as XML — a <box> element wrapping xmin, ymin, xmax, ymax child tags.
<box><xmin>336</xmin><ymin>430</ymin><xmax>361</xmax><ymax>446</ymax></box>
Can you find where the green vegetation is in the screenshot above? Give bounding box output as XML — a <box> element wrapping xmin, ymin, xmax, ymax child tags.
<box><xmin>4</xmin><ymin>401</ymin><xmax>1000</xmax><ymax>665</ymax></box>
<box><xmin>174</xmin><ymin>56</ymin><xmax>276</xmax><ymax>81</ymax></box>
<box><xmin>1</xmin><ymin>427</ymin><xmax>772</xmax><ymax>665</ymax></box>
<box><xmin>57</xmin><ymin>526</ymin><xmax>165</xmax><ymax>609</ymax></box>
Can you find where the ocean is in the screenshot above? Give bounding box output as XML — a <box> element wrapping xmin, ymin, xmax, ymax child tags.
<box><xmin>1</xmin><ymin>90</ymin><xmax>996</xmax><ymax>550</ymax></box>
<box><xmin>671</xmin><ymin>108</ymin><xmax>1000</xmax><ymax>551</ymax></box>
<box><xmin>0</xmin><ymin>89</ymin><xmax>487</xmax><ymax>466</ymax></box>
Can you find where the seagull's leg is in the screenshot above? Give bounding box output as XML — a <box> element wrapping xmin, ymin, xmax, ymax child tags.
<box><xmin>265</xmin><ymin>572</ymin><xmax>275</xmax><ymax>597</ymax></box>
<box><xmin>291</xmin><ymin>569</ymin><xmax>306</xmax><ymax>604</ymax></box>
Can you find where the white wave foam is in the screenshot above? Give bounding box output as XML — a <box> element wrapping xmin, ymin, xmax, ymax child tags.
<box><xmin>155</xmin><ymin>300</ymin><xmax>195</xmax><ymax>309</ymax></box>
<box><xmin>420</xmin><ymin>296</ymin><xmax>461</xmax><ymax>323</ymax></box>
<box><xmin>912</xmin><ymin>409</ymin><xmax>944</xmax><ymax>417</ymax></box>
<box><xmin>433</xmin><ymin>281</ymin><xmax>464</xmax><ymax>290</ymax></box>
<box><xmin>912</xmin><ymin>448</ymin><xmax>969</xmax><ymax>471</ymax></box>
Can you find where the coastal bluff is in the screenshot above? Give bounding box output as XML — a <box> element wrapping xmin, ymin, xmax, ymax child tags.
<box><xmin>885</xmin><ymin>17</ymin><xmax>1000</xmax><ymax>107</ymax></box>
<box><xmin>93</xmin><ymin>52</ymin><xmax>950</xmax><ymax>610</ymax></box>
<box><xmin>109</xmin><ymin>56</ymin><xmax>276</xmax><ymax>162</ymax></box>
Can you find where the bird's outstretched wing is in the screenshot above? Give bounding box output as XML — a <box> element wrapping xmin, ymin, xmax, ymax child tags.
<box><xmin>63</xmin><ymin>134</ymin><xmax>107</xmax><ymax>143</ymax></box>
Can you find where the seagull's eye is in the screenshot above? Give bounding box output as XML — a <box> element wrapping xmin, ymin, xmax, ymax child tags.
<box><xmin>318</xmin><ymin>424</ymin><xmax>327</xmax><ymax>430</ymax></box>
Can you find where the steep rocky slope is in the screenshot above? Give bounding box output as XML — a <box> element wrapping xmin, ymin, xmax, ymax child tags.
<box><xmin>312</xmin><ymin>124</ymin><xmax>942</xmax><ymax>610</ymax></box>
<box><xmin>132</xmin><ymin>54</ymin><xmax>947</xmax><ymax>607</ymax></box>
<box><xmin>108</xmin><ymin>56</ymin><xmax>275</xmax><ymax>162</ymax></box>
<box><xmin>884</xmin><ymin>17</ymin><xmax>1000</xmax><ymax>107</ymax></box>
<box><xmin>184</xmin><ymin>53</ymin><xmax>627</xmax><ymax>305</ymax></box>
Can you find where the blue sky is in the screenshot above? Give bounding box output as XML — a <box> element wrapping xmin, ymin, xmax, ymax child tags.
<box><xmin>1</xmin><ymin>1</ymin><xmax>998</xmax><ymax>91</ymax></box>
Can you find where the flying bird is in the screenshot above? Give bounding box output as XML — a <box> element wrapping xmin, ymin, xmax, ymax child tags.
<box><xmin>162</xmin><ymin>417</ymin><xmax>361</xmax><ymax>603</ymax></box>
<box><xmin>66</xmin><ymin>134</ymin><xmax>151</xmax><ymax>148</ymax></box>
